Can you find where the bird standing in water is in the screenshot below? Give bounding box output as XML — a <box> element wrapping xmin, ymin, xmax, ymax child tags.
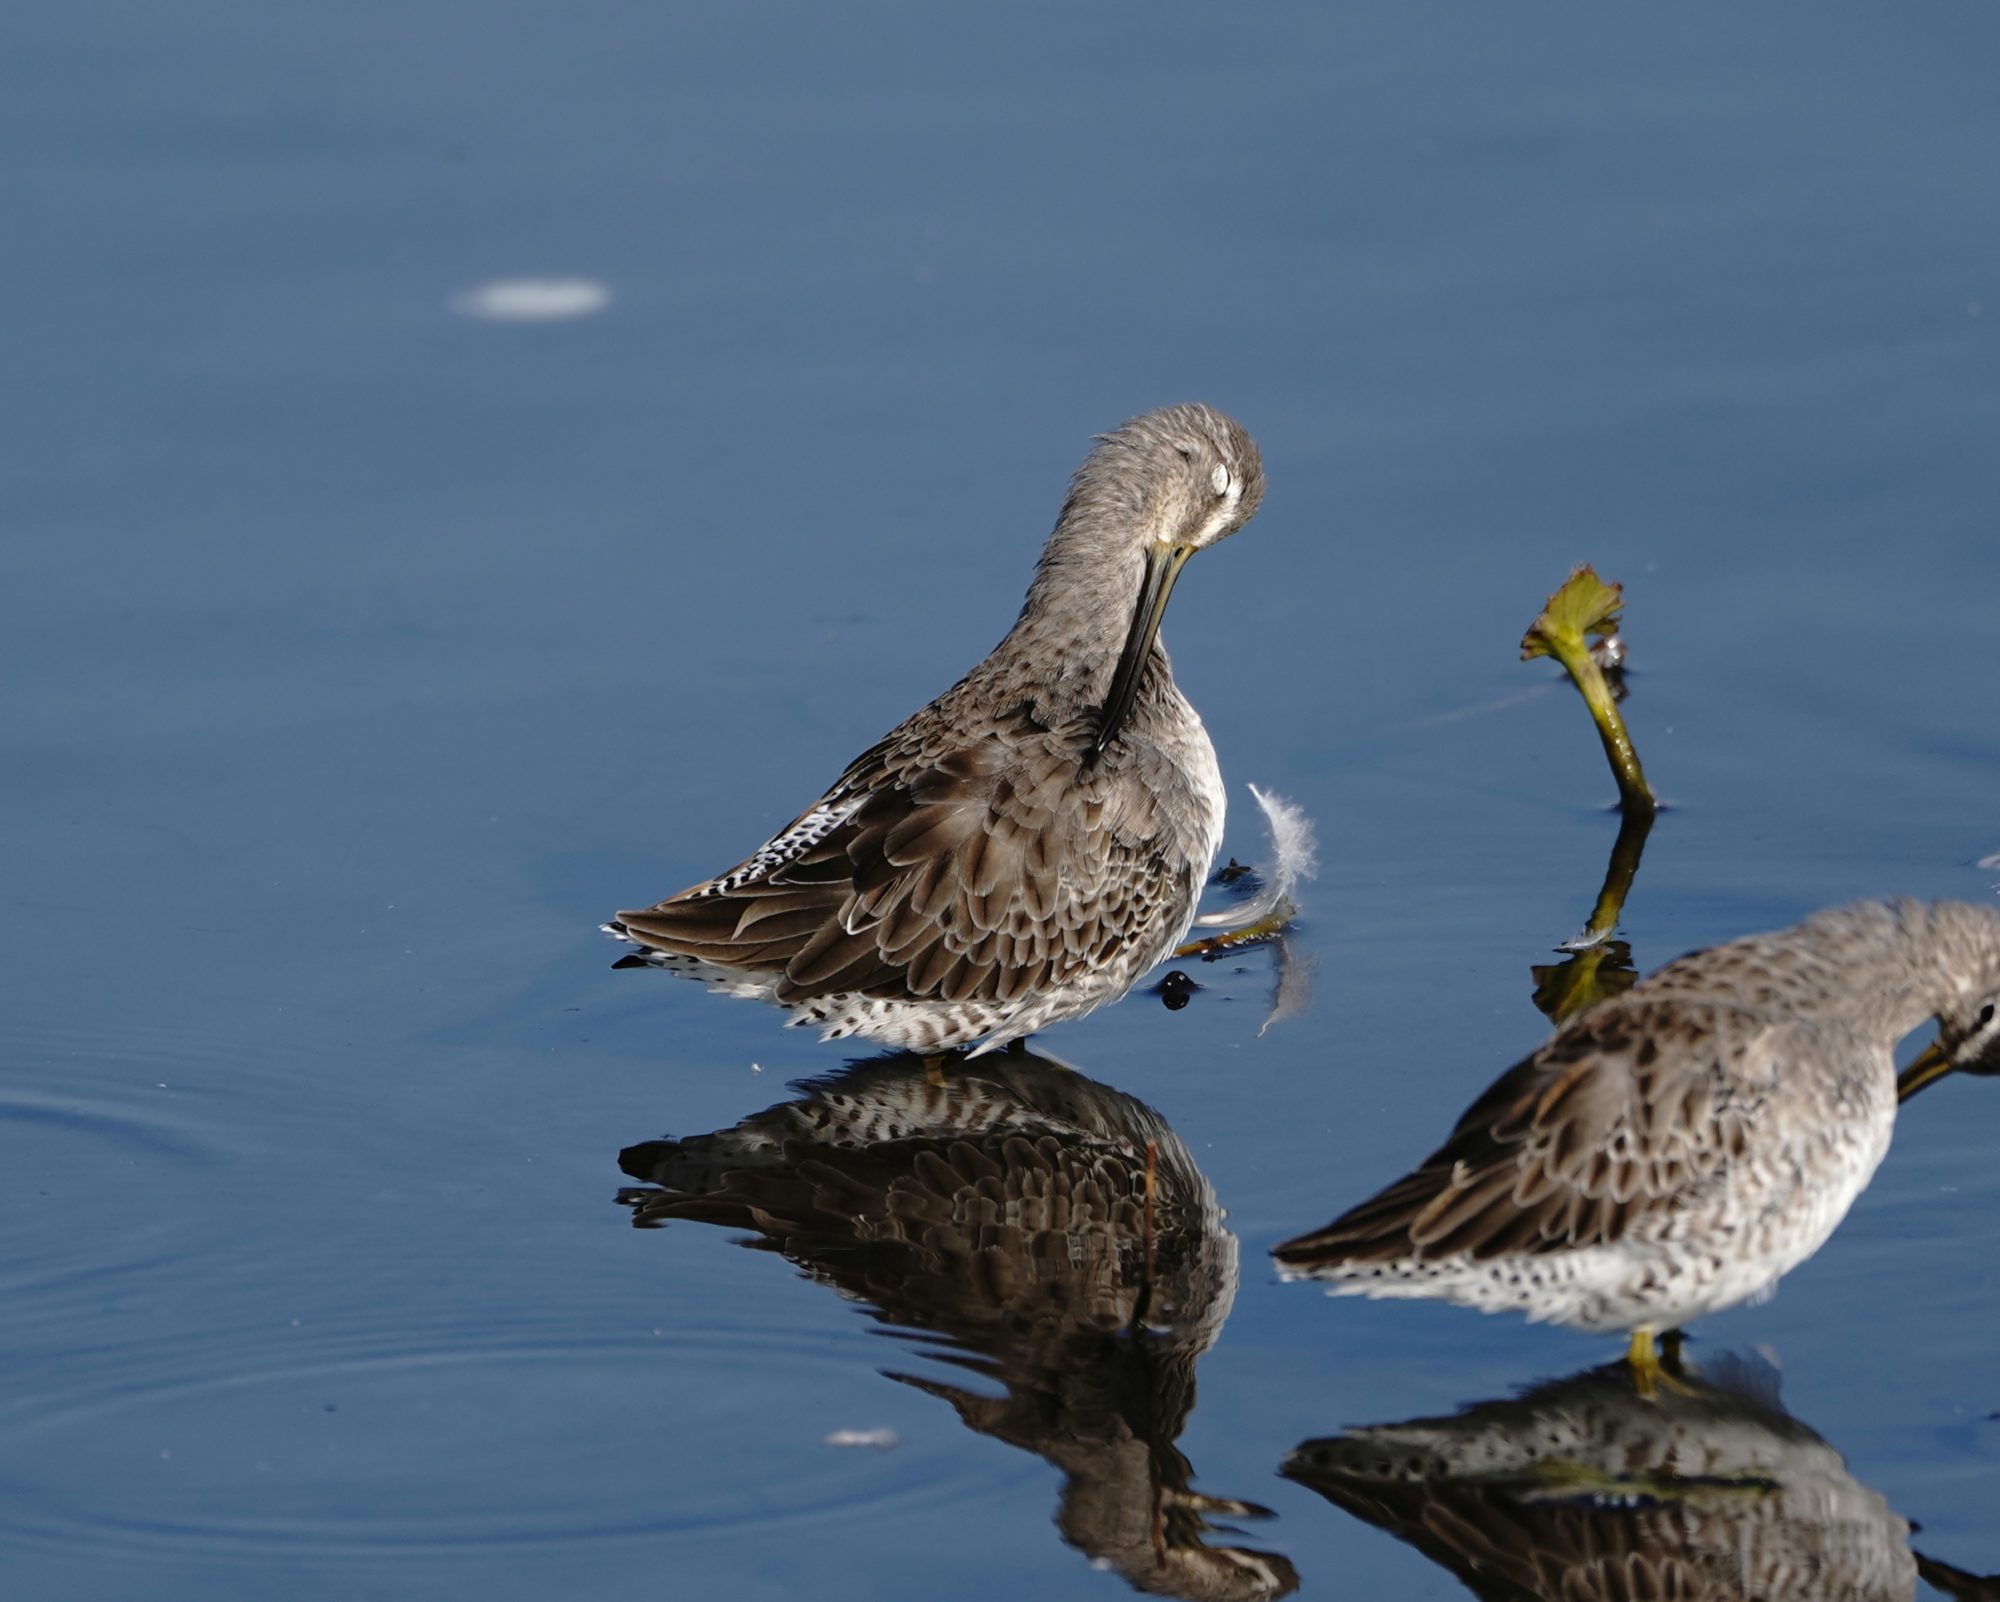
<box><xmin>1273</xmin><ymin>899</ymin><xmax>2000</xmax><ymax>1393</ymax></box>
<box><xmin>606</xmin><ymin>404</ymin><xmax>1266</xmax><ymax>1053</ymax></box>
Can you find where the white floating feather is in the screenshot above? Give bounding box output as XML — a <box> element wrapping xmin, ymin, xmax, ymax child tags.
<box><xmin>1194</xmin><ymin>784</ymin><xmax>1319</xmax><ymax>927</ymax></box>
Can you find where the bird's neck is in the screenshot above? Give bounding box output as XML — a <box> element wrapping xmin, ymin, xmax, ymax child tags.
<box><xmin>1864</xmin><ymin>955</ymin><xmax>1964</xmax><ymax>1046</ymax></box>
<box><xmin>989</xmin><ymin>521</ymin><xmax>1157</xmax><ymax>718</ymax></box>
<box><xmin>1795</xmin><ymin>903</ymin><xmax>1982</xmax><ymax>1044</ymax></box>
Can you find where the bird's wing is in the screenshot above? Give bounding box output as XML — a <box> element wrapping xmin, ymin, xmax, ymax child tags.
<box><xmin>612</xmin><ymin>720</ymin><xmax>1192</xmax><ymax>1007</ymax></box>
<box><xmin>1275</xmin><ymin>1001</ymin><xmax>1774</xmax><ymax>1265</ymax></box>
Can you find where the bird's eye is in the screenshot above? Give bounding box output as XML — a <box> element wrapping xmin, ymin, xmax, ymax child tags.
<box><xmin>1210</xmin><ymin>464</ymin><xmax>1231</xmax><ymax>496</ymax></box>
<box><xmin>1980</xmin><ymin>1002</ymin><xmax>1996</xmax><ymax>1029</ymax></box>
<box><xmin>1175</xmin><ymin>444</ymin><xmax>1195</xmax><ymax>463</ymax></box>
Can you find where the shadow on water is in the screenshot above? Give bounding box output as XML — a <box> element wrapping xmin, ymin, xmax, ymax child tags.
<box><xmin>1283</xmin><ymin>1352</ymin><xmax>1996</xmax><ymax>1601</ymax></box>
<box><xmin>615</xmin><ymin>1050</ymin><xmax>1298</xmax><ymax>1601</ymax></box>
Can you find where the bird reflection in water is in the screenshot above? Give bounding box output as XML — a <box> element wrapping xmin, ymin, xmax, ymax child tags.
<box><xmin>617</xmin><ymin>1050</ymin><xmax>1297</xmax><ymax>1601</ymax></box>
<box><xmin>1284</xmin><ymin>1352</ymin><xmax>1994</xmax><ymax>1602</ymax></box>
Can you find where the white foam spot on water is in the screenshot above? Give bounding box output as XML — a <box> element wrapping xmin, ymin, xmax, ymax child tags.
<box><xmin>823</xmin><ymin>1427</ymin><xmax>900</xmax><ymax>1450</ymax></box>
<box><xmin>450</xmin><ymin>277</ymin><xmax>611</xmax><ymax>323</ymax></box>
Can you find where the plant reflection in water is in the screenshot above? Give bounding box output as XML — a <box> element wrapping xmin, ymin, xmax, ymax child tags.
<box><xmin>617</xmin><ymin>1050</ymin><xmax>1297</xmax><ymax>1601</ymax></box>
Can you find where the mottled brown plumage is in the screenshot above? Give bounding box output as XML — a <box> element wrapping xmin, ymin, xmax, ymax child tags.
<box><xmin>605</xmin><ymin>404</ymin><xmax>1265</xmax><ymax>1052</ymax></box>
<box><xmin>1275</xmin><ymin>899</ymin><xmax>2000</xmax><ymax>1345</ymax></box>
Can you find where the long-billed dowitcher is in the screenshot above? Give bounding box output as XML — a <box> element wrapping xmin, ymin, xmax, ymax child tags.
<box><xmin>1273</xmin><ymin>898</ymin><xmax>2000</xmax><ymax>1390</ymax></box>
<box><xmin>605</xmin><ymin>404</ymin><xmax>1266</xmax><ymax>1053</ymax></box>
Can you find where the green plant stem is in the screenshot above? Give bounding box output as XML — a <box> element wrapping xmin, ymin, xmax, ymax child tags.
<box><xmin>1548</xmin><ymin>634</ymin><xmax>1655</xmax><ymax>815</ymax></box>
<box><xmin>1173</xmin><ymin>903</ymin><xmax>1294</xmax><ymax>960</ymax></box>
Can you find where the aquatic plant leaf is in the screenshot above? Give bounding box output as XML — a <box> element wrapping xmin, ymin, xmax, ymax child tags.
<box><xmin>1521</xmin><ymin>565</ymin><xmax>1626</xmax><ymax>661</ymax></box>
<box><xmin>1519</xmin><ymin>566</ymin><xmax>1655</xmax><ymax>815</ymax></box>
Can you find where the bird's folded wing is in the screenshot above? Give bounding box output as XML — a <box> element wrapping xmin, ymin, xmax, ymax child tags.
<box><xmin>1275</xmin><ymin>1003</ymin><xmax>1771</xmax><ymax>1264</ymax></box>
<box><xmin>613</xmin><ymin>731</ymin><xmax>1183</xmax><ymax>1006</ymax></box>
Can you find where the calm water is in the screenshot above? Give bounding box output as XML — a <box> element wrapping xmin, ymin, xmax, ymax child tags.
<box><xmin>6</xmin><ymin>3</ymin><xmax>2000</xmax><ymax>1597</ymax></box>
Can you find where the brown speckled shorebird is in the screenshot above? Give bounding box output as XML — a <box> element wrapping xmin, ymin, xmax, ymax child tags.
<box><xmin>1274</xmin><ymin>899</ymin><xmax>2000</xmax><ymax>1391</ymax></box>
<box><xmin>605</xmin><ymin>404</ymin><xmax>1265</xmax><ymax>1053</ymax></box>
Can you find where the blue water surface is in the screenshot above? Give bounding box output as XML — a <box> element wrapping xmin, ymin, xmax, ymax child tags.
<box><xmin>6</xmin><ymin>3</ymin><xmax>2000</xmax><ymax>1598</ymax></box>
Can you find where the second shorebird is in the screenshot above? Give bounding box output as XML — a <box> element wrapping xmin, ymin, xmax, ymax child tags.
<box><xmin>606</xmin><ymin>404</ymin><xmax>1266</xmax><ymax>1053</ymax></box>
<box><xmin>1274</xmin><ymin>899</ymin><xmax>2000</xmax><ymax>1390</ymax></box>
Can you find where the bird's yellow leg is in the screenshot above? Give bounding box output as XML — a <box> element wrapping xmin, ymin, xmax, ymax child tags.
<box><xmin>1628</xmin><ymin>1328</ymin><xmax>1664</xmax><ymax>1400</ymax></box>
<box><xmin>922</xmin><ymin>1053</ymin><xmax>950</xmax><ymax>1088</ymax></box>
<box><xmin>1628</xmin><ymin>1327</ymin><xmax>1697</xmax><ymax>1400</ymax></box>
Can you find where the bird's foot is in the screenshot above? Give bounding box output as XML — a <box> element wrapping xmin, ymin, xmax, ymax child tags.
<box><xmin>1627</xmin><ymin>1328</ymin><xmax>1698</xmax><ymax>1401</ymax></box>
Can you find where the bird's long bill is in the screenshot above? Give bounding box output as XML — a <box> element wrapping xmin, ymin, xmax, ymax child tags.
<box><xmin>1897</xmin><ymin>1038</ymin><xmax>1955</xmax><ymax>1103</ymax></box>
<box><xmin>1092</xmin><ymin>543</ymin><xmax>1191</xmax><ymax>759</ymax></box>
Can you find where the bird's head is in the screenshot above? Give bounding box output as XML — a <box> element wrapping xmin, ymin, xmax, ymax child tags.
<box><xmin>1899</xmin><ymin>902</ymin><xmax>2000</xmax><ymax>1101</ymax></box>
<box><xmin>1058</xmin><ymin>404</ymin><xmax>1264</xmax><ymax>757</ymax></box>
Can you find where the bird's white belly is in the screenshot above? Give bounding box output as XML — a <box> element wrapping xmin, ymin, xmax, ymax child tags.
<box><xmin>1169</xmin><ymin>697</ymin><xmax>1228</xmax><ymax>895</ymax></box>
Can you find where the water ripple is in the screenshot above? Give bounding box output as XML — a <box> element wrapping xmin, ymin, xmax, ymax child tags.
<box><xmin>0</xmin><ymin>1043</ymin><xmax>236</xmax><ymax>1325</ymax></box>
<box><xmin>0</xmin><ymin>1318</ymin><xmax>976</xmax><ymax>1563</ymax></box>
